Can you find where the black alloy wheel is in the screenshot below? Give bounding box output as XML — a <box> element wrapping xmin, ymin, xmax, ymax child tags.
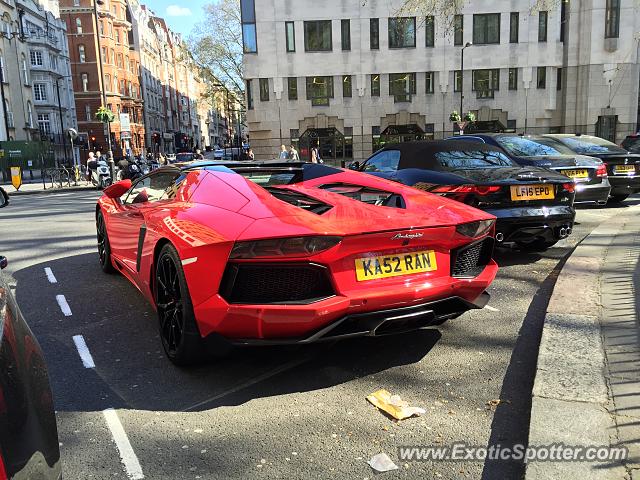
<box><xmin>155</xmin><ymin>244</ymin><xmax>204</xmax><ymax>366</ymax></box>
<box><xmin>609</xmin><ymin>194</ymin><xmax>630</xmax><ymax>203</ymax></box>
<box><xmin>96</xmin><ymin>212</ymin><xmax>115</xmax><ymax>273</ymax></box>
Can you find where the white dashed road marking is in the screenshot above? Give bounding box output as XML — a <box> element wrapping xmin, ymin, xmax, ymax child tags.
<box><xmin>72</xmin><ymin>335</ymin><xmax>95</xmax><ymax>369</ymax></box>
<box><xmin>44</xmin><ymin>267</ymin><xmax>57</xmax><ymax>283</ymax></box>
<box><xmin>103</xmin><ymin>408</ymin><xmax>145</xmax><ymax>480</ymax></box>
<box><xmin>55</xmin><ymin>295</ymin><xmax>72</xmax><ymax>316</ymax></box>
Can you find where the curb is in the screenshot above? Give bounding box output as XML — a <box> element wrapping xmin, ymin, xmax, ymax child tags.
<box><xmin>526</xmin><ymin>204</ymin><xmax>640</xmax><ymax>480</ymax></box>
<box><xmin>5</xmin><ymin>185</ymin><xmax>97</xmax><ymax>196</ymax></box>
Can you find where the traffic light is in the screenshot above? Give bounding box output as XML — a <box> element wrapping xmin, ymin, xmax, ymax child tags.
<box><xmin>90</xmin><ymin>135</ymin><xmax>96</xmax><ymax>143</ymax></box>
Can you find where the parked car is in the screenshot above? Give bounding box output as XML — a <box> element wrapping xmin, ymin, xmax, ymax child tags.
<box><xmin>95</xmin><ymin>162</ymin><xmax>498</xmax><ymax>365</ymax></box>
<box><xmin>544</xmin><ymin>134</ymin><xmax>640</xmax><ymax>202</ymax></box>
<box><xmin>354</xmin><ymin>140</ymin><xmax>576</xmax><ymax>251</ymax></box>
<box><xmin>0</xmin><ymin>188</ymin><xmax>61</xmax><ymax>479</ymax></box>
<box><xmin>621</xmin><ymin>134</ymin><xmax>640</xmax><ymax>154</ymax></box>
<box><xmin>448</xmin><ymin>133</ymin><xmax>611</xmax><ymax>205</ymax></box>
<box><xmin>213</xmin><ymin>148</ymin><xmax>225</xmax><ymax>160</ymax></box>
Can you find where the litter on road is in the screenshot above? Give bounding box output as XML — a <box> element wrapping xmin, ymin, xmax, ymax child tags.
<box><xmin>368</xmin><ymin>453</ymin><xmax>399</xmax><ymax>473</ymax></box>
<box><xmin>366</xmin><ymin>389</ymin><xmax>426</xmax><ymax>420</ymax></box>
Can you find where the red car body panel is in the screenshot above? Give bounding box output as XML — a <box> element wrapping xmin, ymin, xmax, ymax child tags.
<box><xmin>97</xmin><ymin>163</ymin><xmax>498</xmax><ymax>343</ymax></box>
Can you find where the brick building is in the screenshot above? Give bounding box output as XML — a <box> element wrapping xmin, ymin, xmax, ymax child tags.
<box><xmin>60</xmin><ymin>0</ymin><xmax>144</xmax><ymax>160</ymax></box>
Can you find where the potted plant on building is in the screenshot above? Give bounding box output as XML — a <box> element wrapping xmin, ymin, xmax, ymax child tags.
<box><xmin>449</xmin><ymin>110</ymin><xmax>476</xmax><ymax>135</ymax></box>
<box><xmin>95</xmin><ymin>106</ymin><xmax>115</xmax><ymax>124</ymax></box>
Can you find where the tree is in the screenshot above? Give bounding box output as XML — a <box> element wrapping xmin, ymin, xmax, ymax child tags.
<box><xmin>188</xmin><ymin>0</ymin><xmax>243</xmax><ymax>94</ymax></box>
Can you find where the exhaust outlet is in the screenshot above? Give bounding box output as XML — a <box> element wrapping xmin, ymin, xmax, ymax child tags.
<box><xmin>495</xmin><ymin>232</ymin><xmax>504</xmax><ymax>242</ymax></box>
<box><xmin>566</xmin><ymin>227</ymin><xmax>572</xmax><ymax>236</ymax></box>
<box><xmin>559</xmin><ymin>227</ymin><xmax>567</xmax><ymax>238</ymax></box>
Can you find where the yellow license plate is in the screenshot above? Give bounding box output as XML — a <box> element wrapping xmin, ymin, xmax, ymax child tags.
<box><xmin>355</xmin><ymin>250</ymin><xmax>437</xmax><ymax>281</ymax></box>
<box><xmin>510</xmin><ymin>184</ymin><xmax>555</xmax><ymax>201</ymax></box>
<box><xmin>562</xmin><ymin>169</ymin><xmax>588</xmax><ymax>179</ymax></box>
<box><xmin>614</xmin><ymin>165</ymin><xmax>635</xmax><ymax>175</ymax></box>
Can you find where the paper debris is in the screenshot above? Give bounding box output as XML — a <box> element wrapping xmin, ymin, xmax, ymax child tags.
<box><xmin>367</xmin><ymin>453</ymin><xmax>398</xmax><ymax>472</ymax></box>
<box><xmin>366</xmin><ymin>389</ymin><xmax>426</xmax><ymax>420</ymax></box>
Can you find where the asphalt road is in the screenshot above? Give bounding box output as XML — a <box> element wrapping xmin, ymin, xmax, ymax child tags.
<box><xmin>1</xmin><ymin>191</ymin><xmax>638</xmax><ymax>480</ymax></box>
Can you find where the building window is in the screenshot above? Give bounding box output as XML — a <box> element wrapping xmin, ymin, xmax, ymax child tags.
<box><xmin>50</xmin><ymin>55</ymin><xmax>57</xmax><ymax>70</ymax></box>
<box><xmin>538</xmin><ymin>11</ymin><xmax>548</xmax><ymax>42</ymax></box>
<box><xmin>117</xmin><ymin>53</ymin><xmax>123</xmax><ymax>68</ymax></box>
<box><xmin>425</xmin><ymin>16</ymin><xmax>435</xmax><ymax>47</ymax></box>
<box><xmin>246</xmin><ymin>79</ymin><xmax>253</xmax><ymax>109</ymax></box>
<box><xmin>556</xmin><ymin>68</ymin><xmax>562</xmax><ymax>90</ymax></box>
<box><xmin>30</xmin><ymin>50</ymin><xmax>43</xmax><ymax>66</ymax></box>
<box><xmin>76</xmin><ymin>18</ymin><xmax>82</xmax><ymax>34</ymax></box>
<box><xmin>508</xmin><ymin>68</ymin><xmax>518</xmax><ymax>90</ymax></box>
<box><xmin>370</xmin><ymin>18</ymin><xmax>379</xmax><ymax>50</ymax></box>
<box><xmin>425</xmin><ymin>71</ymin><xmax>434</xmax><ymax>94</ymax></box>
<box><xmin>537</xmin><ymin>66</ymin><xmax>546</xmax><ymax>89</ymax></box>
<box><xmin>454</xmin><ymin>14</ymin><xmax>463</xmax><ymax>46</ymax></box>
<box><xmin>388</xmin><ymin>17</ymin><xmax>416</xmax><ymax>48</ymax></box>
<box><xmin>287</xmin><ymin>77</ymin><xmax>297</xmax><ymax>100</ymax></box>
<box><xmin>78</xmin><ymin>45</ymin><xmax>86</xmax><ymax>62</ymax></box>
<box><xmin>73</xmin><ymin>0</ymin><xmax>80</xmax><ymax>5</ymax></box>
<box><xmin>605</xmin><ymin>0</ymin><xmax>620</xmax><ymax>38</ymax></box>
<box><xmin>305</xmin><ymin>76</ymin><xmax>333</xmax><ymax>106</ymax></box>
<box><xmin>99</xmin><ymin>20</ymin><xmax>104</xmax><ymax>35</ymax></box>
<box><xmin>560</xmin><ymin>0</ymin><xmax>567</xmax><ymax>42</ymax></box>
<box><xmin>240</xmin><ymin>0</ymin><xmax>257</xmax><ymax>53</ymax></box>
<box><xmin>0</xmin><ymin>54</ymin><xmax>4</xmax><ymax>82</ymax></box>
<box><xmin>304</xmin><ymin>20</ymin><xmax>332</xmax><ymax>51</ymax></box>
<box><xmin>82</xmin><ymin>73</ymin><xmax>89</xmax><ymax>92</ymax></box>
<box><xmin>101</xmin><ymin>46</ymin><xmax>106</xmax><ymax>61</ymax></box>
<box><xmin>33</xmin><ymin>83</ymin><xmax>47</xmax><ymax>101</ymax></box>
<box><xmin>473</xmin><ymin>13</ymin><xmax>500</xmax><ymax>44</ymax></box>
<box><xmin>341</xmin><ymin>19</ymin><xmax>350</xmax><ymax>50</ymax></box>
<box><xmin>37</xmin><ymin>113</ymin><xmax>50</xmax><ymax>135</ymax></box>
<box><xmin>5</xmin><ymin>100</ymin><xmax>12</xmax><ymax>128</ymax></box>
<box><xmin>21</xmin><ymin>54</ymin><xmax>28</xmax><ymax>84</ymax></box>
<box><xmin>119</xmin><ymin>79</ymin><xmax>125</xmax><ymax>94</ymax></box>
<box><xmin>389</xmin><ymin>73</ymin><xmax>416</xmax><ymax>102</ymax></box>
<box><xmin>342</xmin><ymin>75</ymin><xmax>352</xmax><ymax>98</ymax></box>
<box><xmin>473</xmin><ymin>69</ymin><xmax>499</xmax><ymax>98</ymax></box>
<box><xmin>510</xmin><ymin>12</ymin><xmax>519</xmax><ymax>43</ymax></box>
<box><xmin>259</xmin><ymin>78</ymin><xmax>269</xmax><ymax>101</ymax></box>
<box><xmin>26</xmin><ymin>101</ymin><xmax>33</xmax><ymax>128</ymax></box>
<box><xmin>285</xmin><ymin>21</ymin><xmax>295</xmax><ymax>52</ymax></box>
<box><xmin>370</xmin><ymin>74</ymin><xmax>380</xmax><ymax>96</ymax></box>
<box><xmin>85</xmin><ymin>104</ymin><xmax>91</xmax><ymax>121</ymax></box>
<box><xmin>454</xmin><ymin>70</ymin><xmax>462</xmax><ymax>92</ymax></box>
<box><xmin>110</xmin><ymin>49</ymin><xmax>115</xmax><ymax>64</ymax></box>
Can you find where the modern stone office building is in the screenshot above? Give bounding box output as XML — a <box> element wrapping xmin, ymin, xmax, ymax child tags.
<box><xmin>241</xmin><ymin>0</ymin><xmax>640</xmax><ymax>162</ymax></box>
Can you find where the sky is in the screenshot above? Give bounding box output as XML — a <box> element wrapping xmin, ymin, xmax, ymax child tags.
<box><xmin>145</xmin><ymin>0</ymin><xmax>209</xmax><ymax>37</ymax></box>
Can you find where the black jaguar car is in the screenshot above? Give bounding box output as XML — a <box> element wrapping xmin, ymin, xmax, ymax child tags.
<box><xmin>545</xmin><ymin>134</ymin><xmax>640</xmax><ymax>202</ymax></box>
<box><xmin>355</xmin><ymin>140</ymin><xmax>576</xmax><ymax>251</ymax></box>
<box><xmin>448</xmin><ymin>133</ymin><xmax>611</xmax><ymax>205</ymax></box>
<box><xmin>0</xmin><ymin>187</ymin><xmax>61</xmax><ymax>479</ymax></box>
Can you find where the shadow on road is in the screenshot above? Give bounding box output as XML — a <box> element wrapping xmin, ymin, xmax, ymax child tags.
<box><xmin>13</xmin><ymin>252</ymin><xmax>442</xmax><ymax>414</ymax></box>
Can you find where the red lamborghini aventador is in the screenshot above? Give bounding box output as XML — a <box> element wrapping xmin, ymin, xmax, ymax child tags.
<box><xmin>96</xmin><ymin>162</ymin><xmax>498</xmax><ymax>365</ymax></box>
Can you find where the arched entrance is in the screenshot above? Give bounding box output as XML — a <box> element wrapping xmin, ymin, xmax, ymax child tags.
<box><xmin>298</xmin><ymin>127</ymin><xmax>348</xmax><ymax>165</ymax></box>
<box><xmin>373</xmin><ymin>124</ymin><xmax>425</xmax><ymax>151</ymax></box>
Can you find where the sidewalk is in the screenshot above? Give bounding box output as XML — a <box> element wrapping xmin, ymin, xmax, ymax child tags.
<box><xmin>527</xmin><ymin>204</ymin><xmax>640</xmax><ymax>479</ymax></box>
<box><xmin>1</xmin><ymin>181</ymin><xmax>96</xmax><ymax>196</ymax></box>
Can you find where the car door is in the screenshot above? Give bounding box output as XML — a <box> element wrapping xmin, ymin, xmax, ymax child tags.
<box><xmin>111</xmin><ymin>171</ymin><xmax>181</xmax><ymax>273</ymax></box>
<box><xmin>360</xmin><ymin>150</ymin><xmax>401</xmax><ymax>180</ymax></box>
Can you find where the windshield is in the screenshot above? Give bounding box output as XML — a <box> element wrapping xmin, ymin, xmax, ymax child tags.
<box><xmin>496</xmin><ymin>136</ymin><xmax>574</xmax><ymax>156</ymax></box>
<box><xmin>559</xmin><ymin>136</ymin><xmax>627</xmax><ymax>154</ymax></box>
<box><xmin>435</xmin><ymin>150</ymin><xmax>518</xmax><ymax>169</ymax></box>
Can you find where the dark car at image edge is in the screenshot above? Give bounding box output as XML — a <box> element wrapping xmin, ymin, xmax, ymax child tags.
<box><xmin>354</xmin><ymin>140</ymin><xmax>577</xmax><ymax>251</ymax></box>
<box><xmin>545</xmin><ymin>134</ymin><xmax>640</xmax><ymax>202</ymax></box>
<box><xmin>0</xmin><ymin>187</ymin><xmax>61</xmax><ymax>480</ymax></box>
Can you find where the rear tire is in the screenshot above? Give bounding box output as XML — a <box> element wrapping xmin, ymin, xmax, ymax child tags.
<box><xmin>154</xmin><ymin>244</ymin><xmax>205</xmax><ymax>366</ymax></box>
<box><xmin>610</xmin><ymin>194</ymin><xmax>630</xmax><ymax>203</ymax></box>
<box><xmin>516</xmin><ymin>239</ymin><xmax>559</xmax><ymax>252</ymax></box>
<box><xmin>96</xmin><ymin>211</ymin><xmax>116</xmax><ymax>274</ymax></box>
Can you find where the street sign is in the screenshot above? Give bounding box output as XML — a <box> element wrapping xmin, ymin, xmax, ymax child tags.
<box><xmin>10</xmin><ymin>166</ymin><xmax>21</xmax><ymax>191</ymax></box>
<box><xmin>119</xmin><ymin>113</ymin><xmax>131</xmax><ymax>132</ymax></box>
<box><xmin>120</xmin><ymin>131</ymin><xmax>132</xmax><ymax>140</ymax></box>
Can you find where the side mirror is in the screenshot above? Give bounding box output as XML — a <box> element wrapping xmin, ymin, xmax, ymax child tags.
<box><xmin>349</xmin><ymin>161</ymin><xmax>360</xmax><ymax>171</ymax></box>
<box><xmin>0</xmin><ymin>187</ymin><xmax>8</xmax><ymax>208</ymax></box>
<box><xmin>103</xmin><ymin>179</ymin><xmax>132</xmax><ymax>199</ymax></box>
<box><xmin>0</xmin><ymin>256</ymin><xmax>7</xmax><ymax>270</ymax></box>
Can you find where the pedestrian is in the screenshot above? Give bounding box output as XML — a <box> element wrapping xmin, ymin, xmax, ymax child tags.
<box><xmin>310</xmin><ymin>143</ymin><xmax>322</xmax><ymax>163</ymax></box>
<box><xmin>247</xmin><ymin>148</ymin><xmax>255</xmax><ymax>160</ymax></box>
<box><xmin>288</xmin><ymin>144</ymin><xmax>300</xmax><ymax>161</ymax></box>
<box><xmin>279</xmin><ymin>144</ymin><xmax>289</xmax><ymax>160</ymax></box>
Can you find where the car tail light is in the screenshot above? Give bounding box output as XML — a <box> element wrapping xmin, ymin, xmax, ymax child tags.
<box><xmin>0</xmin><ymin>452</ymin><xmax>6</xmax><ymax>480</ymax></box>
<box><xmin>431</xmin><ymin>185</ymin><xmax>501</xmax><ymax>196</ymax></box>
<box><xmin>562</xmin><ymin>182</ymin><xmax>576</xmax><ymax>193</ymax></box>
<box><xmin>596</xmin><ymin>163</ymin><xmax>608</xmax><ymax>177</ymax></box>
<box><xmin>456</xmin><ymin>219</ymin><xmax>495</xmax><ymax>238</ymax></box>
<box><xmin>230</xmin><ymin>236</ymin><xmax>342</xmax><ymax>259</ymax></box>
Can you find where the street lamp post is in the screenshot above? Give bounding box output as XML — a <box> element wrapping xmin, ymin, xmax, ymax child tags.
<box><xmin>460</xmin><ymin>42</ymin><xmax>472</xmax><ymax>128</ymax></box>
<box><xmin>93</xmin><ymin>0</ymin><xmax>114</xmax><ymax>176</ymax></box>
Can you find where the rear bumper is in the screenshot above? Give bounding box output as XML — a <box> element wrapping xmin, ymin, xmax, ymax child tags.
<box><xmin>485</xmin><ymin>205</ymin><xmax>575</xmax><ymax>243</ymax></box>
<box><xmin>574</xmin><ymin>183</ymin><xmax>611</xmax><ymax>204</ymax></box>
<box><xmin>211</xmin><ymin>292</ymin><xmax>490</xmax><ymax>346</ymax></box>
<box><xmin>609</xmin><ymin>175</ymin><xmax>640</xmax><ymax>195</ymax></box>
